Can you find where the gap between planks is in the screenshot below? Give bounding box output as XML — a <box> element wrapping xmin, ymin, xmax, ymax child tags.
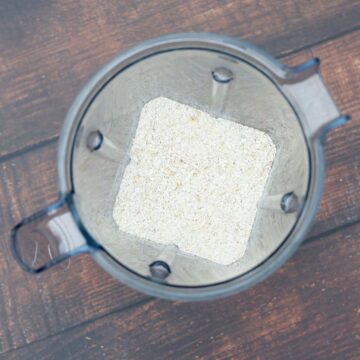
<box><xmin>0</xmin><ymin>25</ymin><xmax>358</xmax><ymax>165</ymax></box>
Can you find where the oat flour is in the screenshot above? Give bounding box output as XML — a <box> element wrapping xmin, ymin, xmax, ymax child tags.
<box><xmin>113</xmin><ymin>97</ymin><xmax>276</xmax><ymax>265</ymax></box>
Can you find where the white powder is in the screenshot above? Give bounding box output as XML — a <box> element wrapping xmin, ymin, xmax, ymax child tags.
<box><xmin>113</xmin><ymin>97</ymin><xmax>276</xmax><ymax>265</ymax></box>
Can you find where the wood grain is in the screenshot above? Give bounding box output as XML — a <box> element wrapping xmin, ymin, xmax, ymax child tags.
<box><xmin>0</xmin><ymin>145</ymin><xmax>147</xmax><ymax>354</ymax></box>
<box><xmin>0</xmin><ymin>1</ymin><xmax>359</xmax><ymax>358</ymax></box>
<box><xmin>2</xmin><ymin>223</ymin><xmax>359</xmax><ymax>360</ymax></box>
<box><xmin>0</xmin><ymin>28</ymin><xmax>358</xmax><ymax>356</ymax></box>
<box><xmin>0</xmin><ymin>0</ymin><xmax>359</xmax><ymax>157</ymax></box>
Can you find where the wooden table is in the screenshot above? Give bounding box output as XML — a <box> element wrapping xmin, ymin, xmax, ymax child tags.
<box><xmin>0</xmin><ymin>1</ymin><xmax>359</xmax><ymax>359</ymax></box>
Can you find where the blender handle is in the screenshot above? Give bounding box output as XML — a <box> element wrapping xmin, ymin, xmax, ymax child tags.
<box><xmin>10</xmin><ymin>197</ymin><xmax>92</xmax><ymax>273</ymax></box>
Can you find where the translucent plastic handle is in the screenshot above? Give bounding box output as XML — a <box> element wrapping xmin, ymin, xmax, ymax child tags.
<box><xmin>10</xmin><ymin>197</ymin><xmax>90</xmax><ymax>273</ymax></box>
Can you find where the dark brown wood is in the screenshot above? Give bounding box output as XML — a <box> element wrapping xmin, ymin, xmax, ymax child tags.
<box><xmin>0</xmin><ymin>25</ymin><xmax>358</xmax><ymax>359</ymax></box>
<box><xmin>0</xmin><ymin>0</ymin><xmax>359</xmax><ymax>157</ymax></box>
<box><xmin>3</xmin><ymin>223</ymin><xmax>359</xmax><ymax>360</ymax></box>
<box><xmin>0</xmin><ymin>1</ymin><xmax>359</xmax><ymax>359</ymax></box>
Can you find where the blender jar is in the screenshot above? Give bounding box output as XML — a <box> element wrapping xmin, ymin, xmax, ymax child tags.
<box><xmin>11</xmin><ymin>33</ymin><xmax>349</xmax><ymax>301</ymax></box>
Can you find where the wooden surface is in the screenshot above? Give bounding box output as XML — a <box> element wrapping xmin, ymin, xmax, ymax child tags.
<box><xmin>0</xmin><ymin>1</ymin><xmax>359</xmax><ymax>359</ymax></box>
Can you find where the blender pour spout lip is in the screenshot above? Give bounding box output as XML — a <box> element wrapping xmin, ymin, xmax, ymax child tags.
<box><xmin>10</xmin><ymin>195</ymin><xmax>92</xmax><ymax>274</ymax></box>
<box><xmin>283</xmin><ymin>70</ymin><xmax>350</xmax><ymax>142</ymax></box>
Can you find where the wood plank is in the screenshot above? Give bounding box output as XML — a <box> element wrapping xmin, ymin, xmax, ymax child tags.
<box><xmin>0</xmin><ymin>0</ymin><xmax>359</xmax><ymax>157</ymax></box>
<box><xmin>0</xmin><ymin>145</ymin><xmax>148</xmax><ymax>354</ymax></box>
<box><xmin>0</xmin><ymin>144</ymin><xmax>356</xmax><ymax>353</ymax></box>
<box><xmin>2</xmin><ymin>223</ymin><xmax>359</xmax><ymax>360</ymax></box>
<box><xmin>0</xmin><ymin>31</ymin><xmax>358</xmax><ymax>354</ymax></box>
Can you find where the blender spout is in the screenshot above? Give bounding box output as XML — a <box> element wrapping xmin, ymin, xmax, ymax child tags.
<box><xmin>283</xmin><ymin>72</ymin><xmax>350</xmax><ymax>142</ymax></box>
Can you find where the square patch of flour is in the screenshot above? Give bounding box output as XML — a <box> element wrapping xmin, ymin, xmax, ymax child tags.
<box><xmin>113</xmin><ymin>97</ymin><xmax>276</xmax><ymax>265</ymax></box>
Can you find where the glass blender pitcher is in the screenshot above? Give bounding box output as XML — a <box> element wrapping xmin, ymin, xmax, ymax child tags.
<box><xmin>11</xmin><ymin>33</ymin><xmax>349</xmax><ymax>301</ymax></box>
